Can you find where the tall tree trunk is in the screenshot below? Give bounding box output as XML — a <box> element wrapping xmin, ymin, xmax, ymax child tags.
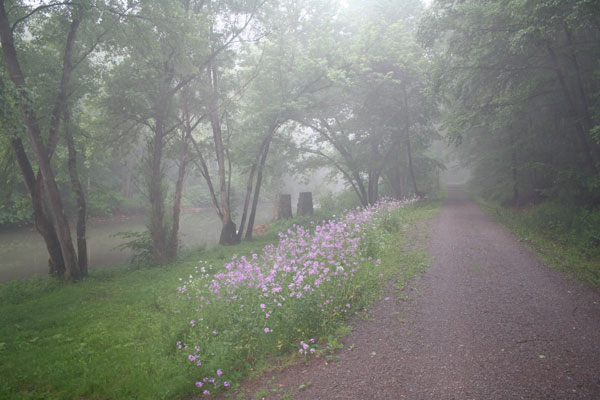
<box><xmin>64</xmin><ymin>110</ymin><xmax>88</xmax><ymax>276</ymax></box>
<box><xmin>11</xmin><ymin>138</ymin><xmax>65</xmax><ymax>277</ymax></box>
<box><xmin>236</xmin><ymin>163</ymin><xmax>257</xmax><ymax>241</ymax></box>
<box><xmin>191</xmin><ymin>138</ymin><xmax>223</xmax><ymax>219</ymax></box>
<box><xmin>367</xmin><ymin>170</ymin><xmax>380</xmax><ymax>205</ymax></box>
<box><xmin>0</xmin><ymin>4</ymin><xmax>80</xmax><ymax>280</ymax></box>
<box><xmin>352</xmin><ymin>170</ymin><xmax>369</xmax><ymax>207</ymax></box>
<box><xmin>402</xmin><ymin>84</ymin><xmax>419</xmax><ymax>198</ymax></box>
<box><xmin>564</xmin><ymin>26</ymin><xmax>593</xmax><ymax>132</ymax></box>
<box><xmin>245</xmin><ymin>134</ymin><xmax>272</xmax><ymax>240</ymax></box>
<box><xmin>208</xmin><ymin>61</ymin><xmax>237</xmax><ymax>245</ymax></box>
<box><xmin>547</xmin><ymin>45</ymin><xmax>599</xmax><ymax>173</ymax></box>
<box><xmin>120</xmin><ymin>156</ymin><xmax>135</xmax><ymax>198</ymax></box>
<box><xmin>367</xmin><ymin>139</ymin><xmax>381</xmax><ymax>205</ymax></box>
<box><xmin>148</xmin><ymin>124</ymin><xmax>168</xmax><ymax>264</ymax></box>
<box><xmin>167</xmin><ymin>124</ymin><xmax>191</xmax><ymax>262</ymax></box>
<box><xmin>239</xmin><ymin>122</ymin><xmax>279</xmax><ymax>240</ymax></box>
<box><xmin>406</xmin><ymin>136</ymin><xmax>419</xmax><ymax>197</ymax></box>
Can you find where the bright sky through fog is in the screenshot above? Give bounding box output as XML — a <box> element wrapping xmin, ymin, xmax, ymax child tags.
<box><xmin>340</xmin><ymin>0</ymin><xmax>433</xmax><ymax>9</ymax></box>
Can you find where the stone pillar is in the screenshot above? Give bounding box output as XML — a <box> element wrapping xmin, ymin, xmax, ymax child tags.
<box><xmin>274</xmin><ymin>194</ymin><xmax>292</xmax><ymax>220</ymax></box>
<box><xmin>296</xmin><ymin>192</ymin><xmax>314</xmax><ymax>216</ymax></box>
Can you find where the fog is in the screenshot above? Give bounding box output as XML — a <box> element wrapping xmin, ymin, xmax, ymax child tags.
<box><xmin>1</xmin><ymin>0</ymin><xmax>598</xmax><ymax>281</ymax></box>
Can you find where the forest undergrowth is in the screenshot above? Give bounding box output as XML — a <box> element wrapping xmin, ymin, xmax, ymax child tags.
<box><xmin>475</xmin><ymin>197</ymin><xmax>600</xmax><ymax>288</ymax></box>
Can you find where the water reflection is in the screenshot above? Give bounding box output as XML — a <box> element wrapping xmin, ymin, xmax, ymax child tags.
<box><xmin>0</xmin><ymin>206</ymin><xmax>270</xmax><ymax>283</ymax></box>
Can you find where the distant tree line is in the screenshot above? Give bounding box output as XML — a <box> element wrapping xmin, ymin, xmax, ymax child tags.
<box><xmin>421</xmin><ymin>0</ymin><xmax>600</xmax><ymax>207</ymax></box>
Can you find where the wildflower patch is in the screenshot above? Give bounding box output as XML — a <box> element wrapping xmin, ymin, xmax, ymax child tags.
<box><xmin>176</xmin><ymin>198</ymin><xmax>416</xmax><ymax>395</ymax></box>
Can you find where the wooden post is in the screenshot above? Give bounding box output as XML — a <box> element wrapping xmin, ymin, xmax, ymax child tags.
<box><xmin>296</xmin><ymin>192</ymin><xmax>314</xmax><ymax>216</ymax></box>
<box><xmin>274</xmin><ymin>194</ymin><xmax>292</xmax><ymax>220</ymax></box>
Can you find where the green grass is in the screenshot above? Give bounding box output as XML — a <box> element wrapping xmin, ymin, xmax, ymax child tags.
<box><xmin>0</xmin><ymin>239</ymin><xmax>274</xmax><ymax>400</ymax></box>
<box><xmin>474</xmin><ymin>198</ymin><xmax>600</xmax><ymax>288</ymax></box>
<box><xmin>0</xmin><ymin>200</ymin><xmax>441</xmax><ymax>400</ymax></box>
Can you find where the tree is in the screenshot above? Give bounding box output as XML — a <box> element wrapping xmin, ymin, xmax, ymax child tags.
<box><xmin>420</xmin><ymin>0</ymin><xmax>600</xmax><ymax>205</ymax></box>
<box><xmin>0</xmin><ymin>0</ymin><xmax>110</xmax><ymax>280</ymax></box>
<box><xmin>295</xmin><ymin>0</ymin><xmax>438</xmax><ymax>205</ymax></box>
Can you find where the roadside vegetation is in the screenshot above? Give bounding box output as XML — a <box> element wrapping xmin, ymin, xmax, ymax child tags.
<box><xmin>0</xmin><ymin>195</ymin><xmax>440</xmax><ymax>400</ymax></box>
<box><xmin>474</xmin><ymin>197</ymin><xmax>600</xmax><ymax>289</ymax></box>
<box><xmin>422</xmin><ymin>0</ymin><xmax>600</xmax><ymax>289</ymax></box>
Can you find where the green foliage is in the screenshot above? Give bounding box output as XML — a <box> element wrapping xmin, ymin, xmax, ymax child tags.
<box><xmin>514</xmin><ymin>202</ymin><xmax>600</xmax><ymax>249</ymax></box>
<box><xmin>113</xmin><ymin>231</ymin><xmax>156</xmax><ymax>267</ymax></box>
<box><xmin>318</xmin><ymin>189</ymin><xmax>363</xmax><ymax>216</ymax></box>
<box><xmin>0</xmin><ymin>201</ymin><xmax>437</xmax><ymax>399</ymax></box>
<box><xmin>476</xmin><ymin>197</ymin><xmax>600</xmax><ymax>287</ymax></box>
<box><xmin>422</xmin><ymin>0</ymin><xmax>600</xmax><ymax>208</ymax></box>
<box><xmin>0</xmin><ymin>191</ymin><xmax>32</xmax><ymax>227</ymax></box>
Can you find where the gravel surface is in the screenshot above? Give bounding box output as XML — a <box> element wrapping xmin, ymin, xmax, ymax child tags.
<box><xmin>225</xmin><ymin>187</ymin><xmax>600</xmax><ymax>400</ymax></box>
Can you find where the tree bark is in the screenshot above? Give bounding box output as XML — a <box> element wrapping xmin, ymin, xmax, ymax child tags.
<box><xmin>0</xmin><ymin>3</ymin><xmax>80</xmax><ymax>280</ymax></box>
<box><xmin>64</xmin><ymin>110</ymin><xmax>88</xmax><ymax>277</ymax></box>
<box><xmin>236</xmin><ymin>163</ymin><xmax>257</xmax><ymax>241</ymax></box>
<box><xmin>208</xmin><ymin>61</ymin><xmax>238</xmax><ymax>245</ymax></box>
<box><xmin>191</xmin><ymin>137</ymin><xmax>223</xmax><ymax>220</ymax></box>
<box><xmin>245</xmin><ymin>131</ymin><xmax>273</xmax><ymax>240</ymax></box>
<box><xmin>148</xmin><ymin>122</ymin><xmax>168</xmax><ymax>264</ymax></box>
<box><xmin>167</xmin><ymin>120</ymin><xmax>191</xmax><ymax>262</ymax></box>
<box><xmin>406</xmin><ymin>135</ymin><xmax>420</xmax><ymax>197</ymax></box>
<box><xmin>547</xmin><ymin>45</ymin><xmax>599</xmax><ymax>173</ymax></box>
<box><xmin>11</xmin><ymin>138</ymin><xmax>65</xmax><ymax>277</ymax></box>
<box><xmin>368</xmin><ymin>170</ymin><xmax>380</xmax><ymax>205</ymax></box>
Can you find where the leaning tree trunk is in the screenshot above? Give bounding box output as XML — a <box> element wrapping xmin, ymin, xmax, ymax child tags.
<box><xmin>0</xmin><ymin>7</ymin><xmax>80</xmax><ymax>280</ymax></box>
<box><xmin>245</xmin><ymin>128</ymin><xmax>274</xmax><ymax>240</ymax></box>
<box><xmin>237</xmin><ymin>122</ymin><xmax>279</xmax><ymax>241</ymax></box>
<box><xmin>236</xmin><ymin>163</ymin><xmax>257</xmax><ymax>241</ymax></box>
<box><xmin>64</xmin><ymin>110</ymin><xmax>88</xmax><ymax>276</ymax></box>
<box><xmin>11</xmin><ymin>138</ymin><xmax>65</xmax><ymax>277</ymax></box>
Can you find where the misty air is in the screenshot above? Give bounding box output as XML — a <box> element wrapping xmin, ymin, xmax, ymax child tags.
<box><xmin>0</xmin><ymin>0</ymin><xmax>599</xmax><ymax>398</ymax></box>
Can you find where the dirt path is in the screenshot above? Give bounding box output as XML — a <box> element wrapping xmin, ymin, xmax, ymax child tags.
<box><xmin>229</xmin><ymin>187</ymin><xmax>600</xmax><ymax>399</ymax></box>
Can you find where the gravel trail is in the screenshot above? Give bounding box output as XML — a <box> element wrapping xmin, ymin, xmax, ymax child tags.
<box><xmin>229</xmin><ymin>187</ymin><xmax>600</xmax><ymax>399</ymax></box>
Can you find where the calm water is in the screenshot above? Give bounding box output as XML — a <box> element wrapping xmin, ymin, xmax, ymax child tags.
<box><xmin>0</xmin><ymin>207</ymin><xmax>271</xmax><ymax>283</ymax></box>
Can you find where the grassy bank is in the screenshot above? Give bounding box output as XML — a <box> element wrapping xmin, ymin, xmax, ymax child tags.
<box><xmin>475</xmin><ymin>198</ymin><xmax>600</xmax><ymax>288</ymax></box>
<box><xmin>0</xmin><ymin>199</ymin><xmax>439</xmax><ymax>400</ymax></box>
